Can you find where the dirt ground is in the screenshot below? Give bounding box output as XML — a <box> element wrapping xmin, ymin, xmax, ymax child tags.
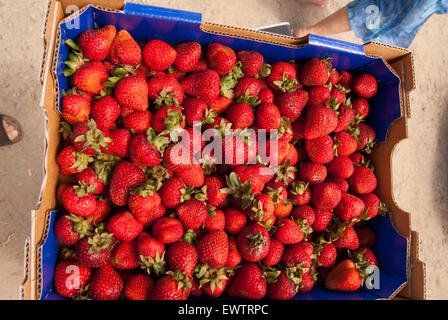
<box><xmin>0</xmin><ymin>0</ymin><xmax>446</xmax><ymax>299</ymax></box>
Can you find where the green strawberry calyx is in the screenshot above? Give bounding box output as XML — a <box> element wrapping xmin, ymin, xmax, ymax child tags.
<box><xmin>140</xmin><ymin>252</ymin><xmax>166</xmax><ymax>277</ymax></box>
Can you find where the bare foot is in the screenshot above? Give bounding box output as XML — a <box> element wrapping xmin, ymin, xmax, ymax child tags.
<box><xmin>293</xmin><ymin>28</ymin><xmax>311</xmax><ymax>38</ymax></box>
<box><xmin>296</xmin><ymin>0</ymin><xmax>329</xmax><ymax>8</ymax></box>
<box><xmin>2</xmin><ymin>116</ymin><xmax>22</xmax><ymax>142</ymax></box>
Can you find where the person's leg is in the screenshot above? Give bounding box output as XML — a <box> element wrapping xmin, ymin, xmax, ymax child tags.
<box><xmin>293</xmin><ymin>5</ymin><xmax>351</xmax><ymax>38</ymax></box>
<box><xmin>0</xmin><ymin>115</ymin><xmax>24</xmax><ymax>147</ymax></box>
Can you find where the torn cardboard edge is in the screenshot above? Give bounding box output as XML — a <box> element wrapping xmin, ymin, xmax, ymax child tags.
<box><xmin>22</xmin><ymin>0</ymin><xmax>426</xmax><ymax>300</ymax></box>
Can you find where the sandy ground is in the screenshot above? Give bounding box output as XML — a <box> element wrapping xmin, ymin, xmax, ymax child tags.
<box><xmin>0</xmin><ymin>0</ymin><xmax>447</xmax><ymax>299</ymax></box>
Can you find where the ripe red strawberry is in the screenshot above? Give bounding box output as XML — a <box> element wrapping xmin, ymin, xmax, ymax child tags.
<box><xmin>62</xmin><ymin>184</ymin><xmax>97</xmax><ymax>217</ymax></box>
<box><xmin>61</xmin><ymin>94</ymin><xmax>91</xmax><ymax>125</ymax></box>
<box><xmin>78</xmin><ymin>25</ymin><xmax>116</xmax><ymax>61</ymax></box>
<box><xmin>327</xmin><ymin>156</ymin><xmax>354</xmax><ymax>179</ymax></box>
<box><xmin>111</xmin><ymin>240</ymin><xmax>139</xmax><ymax>269</ymax></box>
<box><xmin>76</xmin><ymin>231</ymin><xmax>114</xmax><ymax>268</ymax></box>
<box><xmin>334</xmin><ymin>131</ymin><xmax>358</xmax><ymax>156</ymax></box>
<box><xmin>315</xmin><ymin>242</ymin><xmax>337</xmax><ymax>267</ymax></box>
<box><xmin>334</xmin><ymin>104</ymin><xmax>356</xmax><ymax>133</ymax></box>
<box><xmin>114</xmin><ymin>75</ymin><xmax>149</xmax><ymax>111</ymax></box>
<box><xmin>353</xmin><ymin>74</ymin><xmax>378</xmax><ymax>98</ymax></box>
<box><xmin>57</xmin><ymin>146</ymin><xmax>93</xmax><ymax>175</ymax></box>
<box><xmin>263</xmin><ymin>238</ymin><xmax>284</xmax><ymax>266</ymax></box>
<box><xmin>225</xmin><ymin>103</ymin><xmax>255</xmax><ymax>129</ymax></box>
<box><xmin>359</xmin><ymin>193</ymin><xmax>386</xmax><ymax>218</ymax></box>
<box><xmin>55</xmin><ymin>214</ymin><xmax>92</xmax><ymax>245</ymax></box>
<box><xmin>303</xmin><ymin>104</ymin><xmax>338</xmax><ymax>140</ymax></box>
<box><xmin>204</xmin><ymin>208</ymin><xmax>226</xmax><ymax>232</ymax></box>
<box><xmin>236</xmin><ymin>224</ymin><xmax>270</xmax><ymax>262</ymax></box>
<box><xmin>180</xmin><ymin>70</ymin><xmax>221</xmax><ymax>103</ymax></box>
<box><xmin>182</xmin><ymin>98</ymin><xmax>209</xmax><ymax>126</ymax></box>
<box><xmin>89</xmin><ymin>264</ymin><xmax>123</xmax><ymax>300</ymax></box>
<box><xmin>124</xmin><ymin>274</ymin><xmax>154</xmax><ymax>300</ymax></box>
<box><xmin>274</xmin><ymin>90</ymin><xmax>308</xmax><ymax>122</ymax></box>
<box><xmin>105</xmin><ymin>128</ymin><xmax>131</xmax><ymax>158</ymax></box>
<box><xmin>109</xmin><ymin>29</ymin><xmax>142</xmax><ymax>66</ymax></box>
<box><xmin>152</xmin><ymin>217</ymin><xmax>184</xmax><ymax>244</ymax></box>
<box><xmin>325</xmin><ymin>259</ymin><xmax>362</xmax><ymax>292</ymax></box>
<box><xmin>282</xmin><ymin>241</ymin><xmax>313</xmax><ymax>269</ymax></box>
<box><xmin>159</xmin><ymin>177</ymin><xmax>195</xmax><ymax>208</ymax></box>
<box><xmin>148</xmin><ymin>73</ymin><xmax>184</xmax><ymax>107</ymax></box>
<box><xmin>197</xmin><ymin>230</ymin><xmax>229</xmax><ymax>268</ymax></box>
<box><xmin>174</xmin><ymin>41</ymin><xmax>202</xmax><ymax>72</ymax></box>
<box><xmin>90</xmin><ymin>96</ymin><xmax>120</xmax><ymax>131</ymax></box>
<box><xmin>129</xmin><ymin>130</ymin><xmax>169</xmax><ymax>168</ymax></box>
<box><xmin>150</xmin><ymin>271</ymin><xmax>192</xmax><ymax>300</ymax></box>
<box><xmin>256</xmin><ymin>103</ymin><xmax>281</xmax><ymax>130</ymax></box>
<box><xmin>312</xmin><ymin>182</ymin><xmax>342</xmax><ymax>210</ymax></box>
<box><xmin>166</xmin><ymin>241</ymin><xmax>198</xmax><ymax>277</ymax></box>
<box><xmin>353</xmin><ymin>247</ymin><xmax>378</xmax><ymax>266</ymax></box>
<box><xmin>333</xmin><ymin>226</ymin><xmax>360</xmax><ymax>250</ymax></box>
<box><xmin>305</xmin><ymin>135</ymin><xmax>334</xmax><ymax>164</ymax></box>
<box><xmin>121</xmin><ymin>105</ymin><xmax>135</xmax><ymax>117</ymax></box>
<box><xmin>222</xmin><ymin>132</ymin><xmax>258</xmax><ymax>167</ymax></box>
<box><xmin>267</xmin><ymin>271</ymin><xmax>298</xmax><ymax>300</ymax></box>
<box><xmin>329</xmin><ymin>68</ymin><xmax>340</xmax><ymax>85</ymax></box>
<box><xmin>226</xmin><ymin>236</ymin><xmax>242</xmax><ymax>268</ymax></box>
<box><xmin>142</xmin><ymin>39</ymin><xmax>177</xmax><ymax>71</ymax></box>
<box><xmin>109</xmin><ymin>161</ymin><xmax>146</xmax><ymax>206</ymax></box>
<box><xmin>335</xmin><ymin>193</ymin><xmax>365</xmax><ymax>221</ymax></box>
<box><xmin>237</xmin><ymin>51</ymin><xmax>264</xmax><ymax>77</ymax></box>
<box><xmin>73</xmin><ymin>61</ymin><xmax>109</xmax><ymax>95</ymax></box>
<box><xmin>207</xmin><ymin>43</ymin><xmax>236</xmax><ymax>76</ymax></box>
<box><xmin>228</xmin><ymin>263</ymin><xmax>267</xmax><ymax>300</ymax></box>
<box><xmin>71</xmin><ymin>120</ymin><xmax>111</xmax><ymax>155</ymax></box>
<box><xmin>199</xmin><ymin>176</ymin><xmax>228</xmax><ymax>207</ymax></box>
<box><xmin>348</xmin><ymin>166</ymin><xmax>377</xmax><ymax>194</ymax></box>
<box><xmin>137</xmin><ymin>232</ymin><xmax>166</xmax><ymax>276</ymax></box>
<box><xmin>151</xmin><ymin>106</ymin><xmax>185</xmax><ymax>134</ymax></box>
<box><xmin>122</xmin><ymin>110</ymin><xmax>151</xmax><ymax>134</ymax></box>
<box><xmin>176</xmin><ymin>199</ymin><xmax>208</xmax><ymax>229</ymax></box>
<box><xmin>224</xmin><ymin>208</ymin><xmax>247</xmax><ymax>235</ymax></box>
<box><xmin>208</xmin><ymin>96</ymin><xmax>233</xmax><ymax>114</ymax></box>
<box><xmin>291</xmin><ymin>205</ymin><xmax>315</xmax><ymax>228</ymax></box>
<box><xmin>326</xmin><ymin>177</ymin><xmax>349</xmax><ymax>193</ymax></box>
<box><xmin>299</xmin><ymin>162</ymin><xmax>328</xmax><ymax>185</ymax></box>
<box><xmin>299</xmin><ymin>58</ymin><xmax>331</xmax><ymax>86</ymax></box>
<box><xmin>352</xmin><ymin>97</ymin><xmax>370</xmax><ymax>121</ymax></box>
<box><xmin>244</xmin><ymin>193</ymin><xmax>275</xmax><ymax>226</ymax></box>
<box><xmin>54</xmin><ymin>260</ymin><xmax>91</xmax><ymax>298</ymax></box>
<box><xmin>91</xmin><ymin>198</ymin><xmax>111</xmax><ymax>223</ymax></box>
<box><xmin>308</xmin><ymin>86</ymin><xmax>331</xmax><ymax>105</ymax></box>
<box><xmin>174</xmin><ymin>164</ymin><xmax>204</xmax><ymax>188</ymax></box>
<box><xmin>313</xmin><ymin>209</ymin><xmax>333</xmax><ymax>232</ymax></box>
<box><xmin>289</xmin><ymin>180</ymin><xmax>311</xmax><ymax>206</ymax></box>
<box><xmin>107</xmin><ymin>211</ymin><xmax>143</xmax><ymax>242</ymax></box>
<box><xmin>339</xmin><ymin>71</ymin><xmax>354</xmax><ymax>90</ymax></box>
<box><xmin>352</xmin><ymin>123</ymin><xmax>376</xmax><ymax>153</ymax></box>
<box><xmin>258</xmin><ymin>88</ymin><xmax>274</xmax><ymax>104</ymax></box>
<box><xmin>76</xmin><ymin>167</ymin><xmax>104</xmax><ymax>195</ymax></box>
<box><xmin>329</xmin><ymin>86</ymin><xmax>347</xmax><ymax>105</ymax></box>
<box><xmin>128</xmin><ymin>184</ymin><xmax>164</xmax><ymax>226</ymax></box>
<box><xmin>275</xmin><ymin>218</ymin><xmax>304</xmax><ymax>244</ymax></box>
<box><xmin>233</xmin><ymin>76</ymin><xmax>261</xmax><ymax>100</ymax></box>
<box><xmin>266</xmin><ymin>62</ymin><xmax>298</xmax><ymax>93</ymax></box>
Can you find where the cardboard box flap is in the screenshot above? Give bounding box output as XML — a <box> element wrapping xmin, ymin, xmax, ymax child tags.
<box><xmin>122</xmin><ymin>2</ymin><xmax>202</xmax><ymax>24</ymax></box>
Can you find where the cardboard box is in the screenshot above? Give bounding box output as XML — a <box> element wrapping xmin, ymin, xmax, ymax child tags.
<box><xmin>21</xmin><ymin>0</ymin><xmax>426</xmax><ymax>300</ymax></box>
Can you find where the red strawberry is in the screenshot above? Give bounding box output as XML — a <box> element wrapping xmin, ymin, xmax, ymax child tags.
<box><xmin>89</xmin><ymin>264</ymin><xmax>123</xmax><ymax>300</ymax></box>
<box><xmin>122</xmin><ymin>111</ymin><xmax>151</xmax><ymax>134</ymax></box>
<box><xmin>78</xmin><ymin>25</ymin><xmax>116</xmax><ymax>61</ymax></box>
<box><xmin>237</xmin><ymin>51</ymin><xmax>264</xmax><ymax>77</ymax></box>
<box><xmin>316</xmin><ymin>242</ymin><xmax>337</xmax><ymax>267</ymax></box>
<box><xmin>299</xmin><ymin>58</ymin><xmax>331</xmax><ymax>86</ymax></box>
<box><xmin>327</xmin><ymin>156</ymin><xmax>354</xmax><ymax>179</ymax></box>
<box><xmin>339</xmin><ymin>71</ymin><xmax>354</xmax><ymax>90</ymax></box>
<box><xmin>359</xmin><ymin>193</ymin><xmax>386</xmax><ymax>218</ymax></box>
<box><xmin>166</xmin><ymin>241</ymin><xmax>198</xmax><ymax>277</ymax></box>
<box><xmin>129</xmin><ymin>129</ymin><xmax>169</xmax><ymax>168</ymax></box>
<box><xmin>282</xmin><ymin>241</ymin><xmax>313</xmax><ymax>269</ymax></box>
<box><xmin>76</xmin><ymin>231</ymin><xmax>114</xmax><ymax>268</ymax></box>
<box><xmin>334</xmin><ymin>104</ymin><xmax>356</xmax><ymax>133</ymax></box>
<box><xmin>180</xmin><ymin>70</ymin><xmax>221</xmax><ymax>103</ymax></box>
<box><xmin>109</xmin><ymin>29</ymin><xmax>142</xmax><ymax>66</ymax></box>
<box><xmin>348</xmin><ymin>166</ymin><xmax>377</xmax><ymax>194</ymax></box>
<box><xmin>128</xmin><ymin>184</ymin><xmax>164</xmax><ymax>226</ymax></box>
<box><xmin>54</xmin><ymin>260</ymin><xmax>91</xmax><ymax>298</ymax></box>
<box><xmin>107</xmin><ymin>211</ymin><xmax>143</xmax><ymax>242</ymax></box>
<box><xmin>176</xmin><ymin>199</ymin><xmax>208</xmax><ymax>229</ymax></box>
<box><xmin>267</xmin><ymin>271</ymin><xmax>297</xmax><ymax>300</ymax></box>
<box><xmin>305</xmin><ymin>135</ymin><xmax>334</xmax><ymax>164</ymax></box>
<box><xmin>174</xmin><ymin>41</ymin><xmax>202</xmax><ymax>72</ymax></box>
<box><xmin>352</xmin><ymin>123</ymin><xmax>376</xmax><ymax>153</ymax></box>
<box><xmin>325</xmin><ymin>259</ymin><xmax>362</xmax><ymax>292</ymax></box>
<box><xmin>137</xmin><ymin>232</ymin><xmax>166</xmax><ymax>276</ymax></box>
<box><xmin>199</xmin><ymin>176</ymin><xmax>228</xmax><ymax>207</ymax></box>
<box><xmin>299</xmin><ymin>162</ymin><xmax>327</xmax><ymax>185</ymax></box>
<box><xmin>142</xmin><ymin>40</ymin><xmax>177</xmax><ymax>71</ymax></box>
<box><xmin>329</xmin><ymin>68</ymin><xmax>340</xmax><ymax>85</ymax></box>
<box><xmin>197</xmin><ymin>231</ymin><xmax>229</xmax><ymax>268</ymax></box>
<box><xmin>182</xmin><ymin>98</ymin><xmax>209</xmax><ymax>126</ymax></box>
<box><xmin>274</xmin><ymin>90</ymin><xmax>308</xmax><ymax>122</ymax></box>
<box><xmin>147</xmin><ymin>73</ymin><xmax>184</xmax><ymax>107</ymax></box>
<box><xmin>275</xmin><ymin>218</ymin><xmax>304</xmax><ymax>244</ymax></box>
<box><xmin>266</xmin><ymin>62</ymin><xmax>298</xmax><ymax>93</ymax></box>
<box><xmin>91</xmin><ymin>198</ymin><xmax>111</xmax><ymax>223</ymax></box>
<box><xmin>106</xmin><ymin>128</ymin><xmax>131</xmax><ymax>158</ymax></box>
<box><xmin>228</xmin><ymin>263</ymin><xmax>267</xmax><ymax>300</ymax></box>
<box><xmin>291</xmin><ymin>205</ymin><xmax>315</xmax><ymax>228</ymax></box>
<box><xmin>329</xmin><ymin>86</ymin><xmax>347</xmax><ymax>105</ymax></box>
<box><xmin>335</xmin><ymin>193</ymin><xmax>365</xmax><ymax>221</ymax></box>
<box><xmin>308</xmin><ymin>86</ymin><xmax>331</xmax><ymax>105</ymax></box>
<box><xmin>57</xmin><ymin>146</ymin><xmax>93</xmax><ymax>175</ymax></box>
<box><xmin>111</xmin><ymin>240</ymin><xmax>139</xmax><ymax>269</ymax></box>
<box><xmin>311</xmin><ymin>182</ymin><xmax>342</xmax><ymax>210</ymax></box>
<box><xmin>334</xmin><ymin>131</ymin><xmax>358</xmax><ymax>156</ymax></box>
<box><xmin>90</xmin><ymin>96</ymin><xmax>120</xmax><ymax>131</ymax></box>
<box><xmin>152</xmin><ymin>217</ymin><xmax>184</xmax><ymax>244</ymax></box>
<box><xmin>224</xmin><ymin>208</ymin><xmax>247</xmax><ymax>235</ymax></box>
<box><xmin>222</xmin><ymin>132</ymin><xmax>258</xmax><ymax>167</ymax></box>
<box><xmin>76</xmin><ymin>167</ymin><xmax>104</xmax><ymax>195</ymax></box>
<box><xmin>55</xmin><ymin>214</ymin><xmax>92</xmax><ymax>245</ymax></box>
<box><xmin>353</xmin><ymin>74</ymin><xmax>378</xmax><ymax>98</ymax></box>
<box><xmin>263</xmin><ymin>238</ymin><xmax>284</xmax><ymax>266</ymax></box>
<box><xmin>352</xmin><ymin>97</ymin><xmax>370</xmax><ymax>121</ymax></box>
<box><xmin>62</xmin><ymin>184</ymin><xmax>97</xmax><ymax>217</ymax></box>
<box><xmin>289</xmin><ymin>180</ymin><xmax>312</xmax><ymax>205</ymax></box>
<box><xmin>151</xmin><ymin>106</ymin><xmax>185</xmax><ymax>135</ymax></box>
<box><xmin>303</xmin><ymin>104</ymin><xmax>338</xmax><ymax>140</ymax></box>
<box><xmin>245</xmin><ymin>193</ymin><xmax>275</xmax><ymax>226</ymax></box>
<box><xmin>233</xmin><ymin>76</ymin><xmax>261</xmax><ymax>101</ymax></box>
<box><xmin>333</xmin><ymin>227</ymin><xmax>359</xmax><ymax>250</ymax></box>
<box><xmin>258</xmin><ymin>88</ymin><xmax>274</xmax><ymax>104</ymax></box>
<box><xmin>204</xmin><ymin>208</ymin><xmax>226</xmax><ymax>232</ymax></box>
<box><xmin>226</xmin><ymin>236</ymin><xmax>242</xmax><ymax>268</ymax></box>
<box><xmin>313</xmin><ymin>209</ymin><xmax>333</xmax><ymax>232</ymax></box>
<box><xmin>236</xmin><ymin>224</ymin><xmax>270</xmax><ymax>262</ymax></box>
<box><xmin>72</xmin><ymin>120</ymin><xmax>111</xmax><ymax>155</ymax></box>
<box><xmin>208</xmin><ymin>96</ymin><xmax>233</xmax><ymax>114</ymax></box>
<box><xmin>73</xmin><ymin>61</ymin><xmax>109</xmax><ymax>95</ymax></box>
<box><xmin>109</xmin><ymin>161</ymin><xmax>146</xmax><ymax>206</ymax></box>
<box><xmin>150</xmin><ymin>271</ymin><xmax>192</xmax><ymax>300</ymax></box>
<box><xmin>114</xmin><ymin>75</ymin><xmax>149</xmax><ymax>111</ymax></box>
<box><xmin>159</xmin><ymin>177</ymin><xmax>195</xmax><ymax>209</ymax></box>
<box><xmin>352</xmin><ymin>247</ymin><xmax>378</xmax><ymax>266</ymax></box>
<box><xmin>61</xmin><ymin>94</ymin><xmax>91</xmax><ymax>125</ymax></box>
<box><xmin>207</xmin><ymin>43</ymin><xmax>236</xmax><ymax>76</ymax></box>
<box><xmin>256</xmin><ymin>103</ymin><xmax>281</xmax><ymax>130</ymax></box>
<box><xmin>326</xmin><ymin>177</ymin><xmax>349</xmax><ymax>193</ymax></box>
<box><xmin>225</xmin><ymin>103</ymin><xmax>255</xmax><ymax>129</ymax></box>
<box><xmin>124</xmin><ymin>274</ymin><xmax>154</xmax><ymax>300</ymax></box>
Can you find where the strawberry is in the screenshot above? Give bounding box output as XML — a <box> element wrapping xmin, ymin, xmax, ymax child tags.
<box><xmin>175</xmin><ymin>164</ymin><xmax>205</xmax><ymax>188</ymax></box>
<box><xmin>76</xmin><ymin>230</ymin><xmax>114</xmax><ymax>268</ymax></box>
<box><xmin>109</xmin><ymin>161</ymin><xmax>146</xmax><ymax>206</ymax></box>
<box><xmin>90</xmin><ymin>96</ymin><xmax>120</xmax><ymax>131</ymax></box>
<box><xmin>77</xmin><ymin>25</ymin><xmax>116</xmax><ymax>60</ymax></box>
<box><xmin>197</xmin><ymin>176</ymin><xmax>228</xmax><ymax>207</ymax></box>
<box><xmin>111</xmin><ymin>240</ymin><xmax>139</xmax><ymax>269</ymax></box>
<box><xmin>128</xmin><ymin>183</ymin><xmax>164</xmax><ymax>226</ymax></box>
<box><xmin>76</xmin><ymin>167</ymin><xmax>104</xmax><ymax>195</ymax></box>
<box><xmin>237</xmin><ymin>50</ymin><xmax>264</xmax><ymax>77</ymax></box>
<box><xmin>137</xmin><ymin>232</ymin><xmax>166</xmax><ymax>276</ymax></box>
<box><xmin>57</xmin><ymin>146</ymin><xmax>93</xmax><ymax>175</ymax></box>
<box><xmin>224</xmin><ymin>208</ymin><xmax>247</xmax><ymax>235</ymax></box>
<box><xmin>289</xmin><ymin>181</ymin><xmax>312</xmax><ymax>206</ymax></box>
<box><xmin>299</xmin><ymin>58</ymin><xmax>331</xmax><ymax>86</ymax></box>
<box><xmin>233</xmin><ymin>76</ymin><xmax>261</xmax><ymax>101</ymax></box>
<box><xmin>174</xmin><ymin>41</ymin><xmax>202</xmax><ymax>72</ymax></box>
<box><xmin>107</xmin><ymin>211</ymin><xmax>143</xmax><ymax>242</ymax></box>
<box><xmin>150</xmin><ymin>271</ymin><xmax>192</xmax><ymax>300</ymax></box>
<box><xmin>61</xmin><ymin>94</ymin><xmax>91</xmax><ymax>125</ymax></box>
<box><xmin>91</xmin><ymin>198</ymin><xmax>111</xmax><ymax>223</ymax></box>
<box><xmin>114</xmin><ymin>75</ymin><xmax>149</xmax><ymax>111</ymax></box>
<box><xmin>54</xmin><ymin>260</ymin><xmax>91</xmax><ymax>298</ymax></box>
<box><xmin>62</xmin><ymin>184</ymin><xmax>97</xmax><ymax>217</ymax></box>
<box><xmin>121</xmin><ymin>105</ymin><xmax>135</xmax><ymax>117</ymax></box>
<box><xmin>109</xmin><ymin>29</ymin><xmax>142</xmax><ymax>66</ymax></box>
<box><xmin>180</xmin><ymin>70</ymin><xmax>221</xmax><ymax>103</ymax></box>
<box><xmin>176</xmin><ymin>199</ymin><xmax>208</xmax><ymax>229</ymax></box>
<box><xmin>55</xmin><ymin>214</ymin><xmax>92</xmax><ymax>245</ymax></box>
<box><xmin>312</xmin><ymin>209</ymin><xmax>333</xmax><ymax>232</ymax></box>
<box><xmin>226</xmin><ymin>236</ymin><xmax>242</xmax><ymax>268</ymax></box>
<box><xmin>359</xmin><ymin>193</ymin><xmax>387</xmax><ymax>219</ymax></box>
<box><xmin>204</xmin><ymin>208</ymin><xmax>226</xmax><ymax>232</ymax></box>
<box><xmin>106</xmin><ymin>128</ymin><xmax>131</xmax><ymax>158</ymax></box>
<box><xmin>267</xmin><ymin>271</ymin><xmax>297</xmax><ymax>300</ymax></box>
<box><xmin>339</xmin><ymin>71</ymin><xmax>354</xmax><ymax>90</ymax></box>
<box><xmin>182</xmin><ymin>98</ymin><xmax>209</xmax><ymax>126</ymax></box>
<box><xmin>311</xmin><ymin>182</ymin><xmax>342</xmax><ymax>210</ymax></box>
<box><xmin>329</xmin><ymin>68</ymin><xmax>340</xmax><ymax>85</ymax></box>
<box><xmin>142</xmin><ymin>39</ymin><xmax>177</xmax><ymax>71</ymax></box>
<box><xmin>325</xmin><ymin>259</ymin><xmax>362</xmax><ymax>292</ymax></box>
<box><xmin>73</xmin><ymin>61</ymin><xmax>109</xmax><ymax>95</ymax></box>
<box><xmin>228</xmin><ymin>263</ymin><xmax>267</xmax><ymax>300</ymax></box>
<box><xmin>333</xmin><ymin>226</ymin><xmax>360</xmax><ymax>250</ymax></box>
<box><xmin>274</xmin><ymin>90</ymin><xmax>308</xmax><ymax>122</ymax></box>
<box><xmin>256</xmin><ymin>103</ymin><xmax>281</xmax><ymax>130</ymax></box>
<box><xmin>72</xmin><ymin>120</ymin><xmax>112</xmax><ymax>155</ymax></box>
<box><xmin>326</xmin><ymin>177</ymin><xmax>349</xmax><ymax>193</ymax></box>
<box><xmin>316</xmin><ymin>242</ymin><xmax>337</xmax><ymax>268</ymax></box>
<box><xmin>303</xmin><ymin>104</ymin><xmax>338</xmax><ymax>140</ymax></box>
<box><xmin>334</xmin><ymin>131</ymin><xmax>358</xmax><ymax>156</ymax></box>
<box><xmin>147</xmin><ymin>73</ymin><xmax>184</xmax><ymax>107</ymax></box>
<box><xmin>348</xmin><ymin>166</ymin><xmax>377</xmax><ymax>194</ymax></box>
<box><xmin>352</xmin><ymin>97</ymin><xmax>370</xmax><ymax>121</ymax></box>
<box><xmin>291</xmin><ymin>205</ymin><xmax>315</xmax><ymax>228</ymax></box>
<box><xmin>299</xmin><ymin>162</ymin><xmax>327</xmax><ymax>185</ymax></box>
<box><xmin>334</xmin><ymin>104</ymin><xmax>356</xmax><ymax>133</ymax></box>
<box><xmin>129</xmin><ymin>129</ymin><xmax>169</xmax><ymax>168</ymax></box>
<box><xmin>275</xmin><ymin>218</ymin><xmax>304</xmax><ymax>244</ymax></box>
<box><xmin>305</xmin><ymin>135</ymin><xmax>334</xmax><ymax>164</ymax></box>
<box><xmin>124</xmin><ymin>274</ymin><xmax>154</xmax><ymax>300</ymax></box>
<box><xmin>152</xmin><ymin>217</ymin><xmax>184</xmax><ymax>244</ymax></box>
<box><xmin>263</xmin><ymin>238</ymin><xmax>284</xmax><ymax>266</ymax></box>
<box><xmin>208</xmin><ymin>96</ymin><xmax>233</xmax><ymax>114</ymax></box>
<box><xmin>225</xmin><ymin>103</ymin><xmax>255</xmax><ymax>129</ymax></box>
<box><xmin>297</xmin><ymin>272</ymin><xmax>315</xmax><ymax>293</ymax></box>
<box><xmin>197</xmin><ymin>230</ymin><xmax>229</xmax><ymax>268</ymax></box>
<box><xmin>207</xmin><ymin>43</ymin><xmax>236</xmax><ymax>76</ymax></box>
<box><xmin>282</xmin><ymin>241</ymin><xmax>313</xmax><ymax>270</ymax></box>
<box><xmin>352</xmin><ymin>247</ymin><xmax>378</xmax><ymax>266</ymax></box>
<box><xmin>122</xmin><ymin>110</ymin><xmax>151</xmax><ymax>134</ymax></box>
<box><xmin>151</xmin><ymin>106</ymin><xmax>185</xmax><ymax>135</ymax></box>
<box><xmin>195</xmin><ymin>264</ymin><xmax>228</xmax><ymax>297</ymax></box>
<box><xmin>159</xmin><ymin>177</ymin><xmax>195</xmax><ymax>209</ymax></box>
<box><xmin>329</xmin><ymin>86</ymin><xmax>347</xmax><ymax>105</ymax></box>
<box><xmin>258</xmin><ymin>88</ymin><xmax>274</xmax><ymax>104</ymax></box>
<box><xmin>166</xmin><ymin>241</ymin><xmax>198</xmax><ymax>277</ymax></box>
<box><xmin>237</xmin><ymin>224</ymin><xmax>270</xmax><ymax>262</ymax></box>
<box><xmin>352</xmin><ymin>123</ymin><xmax>376</xmax><ymax>153</ymax></box>
<box><xmin>353</xmin><ymin>74</ymin><xmax>378</xmax><ymax>98</ymax></box>
<box><xmin>266</xmin><ymin>62</ymin><xmax>298</xmax><ymax>92</ymax></box>
<box><xmin>326</xmin><ymin>156</ymin><xmax>354</xmax><ymax>179</ymax></box>
<box><xmin>335</xmin><ymin>193</ymin><xmax>365</xmax><ymax>221</ymax></box>
<box><xmin>308</xmin><ymin>86</ymin><xmax>331</xmax><ymax>105</ymax></box>
<box><xmin>266</xmin><ymin>181</ymin><xmax>292</xmax><ymax>219</ymax></box>
<box><xmin>245</xmin><ymin>193</ymin><xmax>275</xmax><ymax>226</ymax></box>
<box><xmin>89</xmin><ymin>264</ymin><xmax>123</xmax><ymax>300</ymax></box>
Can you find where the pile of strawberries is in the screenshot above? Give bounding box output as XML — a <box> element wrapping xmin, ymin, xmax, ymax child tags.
<box><xmin>54</xmin><ymin>25</ymin><xmax>386</xmax><ymax>300</ymax></box>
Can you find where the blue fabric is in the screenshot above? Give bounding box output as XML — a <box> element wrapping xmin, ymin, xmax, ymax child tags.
<box><xmin>347</xmin><ymin>0</ymin><xmax>448</xmax><ymax>48</ymax></box>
